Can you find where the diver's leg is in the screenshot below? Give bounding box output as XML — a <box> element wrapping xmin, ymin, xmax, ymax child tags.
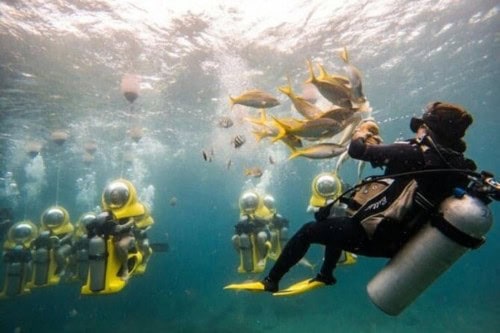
<box><xmin>54</xmin><ymin>244</ymin><xmax>72</xmax><ymax>276</ymax></box>
<box><xmin>264</xmin><ymin>219</ymin><xmax>338</xmax><ymax>290</ymax></box>
<box><xmin>317</xmin><ymin>216</ymin><xmax>370</xmax><ymax>282</ymax></box>
<box><xmin>265</xmin><ymin>217</ymin><xmax>366</xmax><ymax>290</ymax></box>
<box><xmin>116</xmin><ymin>236</ymin><xmax>134</xmax><ymax>280</ymax></box>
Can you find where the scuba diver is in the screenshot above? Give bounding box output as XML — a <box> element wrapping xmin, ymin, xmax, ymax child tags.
<box><xmin>1</xmin><ymin>220</ymin><xmax>38</xmax><ymax>298</ymax></box>
<box><xmin>261</xmin><ymin>194</ymin><xmax>289</xmax><ymax>260</ymax></box>
<box><xmin>231</xmin><ymin>190</ymin><xmax>272</xmax><ymax>273</ymax></box>
<box><xmin>32</xmin><ymin>206</ymin><xmax>74</xmax><ymax>284</ymax></box>
<box><xmin>225</xmin><ymin>102</ymin><xmax>498</xmax><ymax>310</ymax></box>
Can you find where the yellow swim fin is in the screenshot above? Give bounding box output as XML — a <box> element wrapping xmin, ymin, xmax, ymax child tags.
<box><xmin>224</xmin><ymin>281</ymin><xmax>266</xmax><ymax>292</ymax></box>
<box><xmin>273</xmin><ymin>278</ymin><xmax>325</xmax><ymax>297</ymax></box>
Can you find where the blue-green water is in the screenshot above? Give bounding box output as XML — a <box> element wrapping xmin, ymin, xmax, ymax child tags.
<box><xmin>0</xmin><ymin>1</ymin><xmax>499</xmax><ymax>332</ymax></box>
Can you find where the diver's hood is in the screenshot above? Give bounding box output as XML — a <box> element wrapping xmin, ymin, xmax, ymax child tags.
<box><xmin>102</xmin><ymin>178</ymin><xmax>145</xmax><ymax>219</ymax></box>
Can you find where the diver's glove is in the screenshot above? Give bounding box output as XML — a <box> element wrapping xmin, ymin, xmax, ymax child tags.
<box><xmin>87</xmin><ymin>211</ymin><xmax>116</xmax><ymax>237</ymax></box>
<box><xmin>352</xmin><ymin>119</ymin><xmax>382</xmax><ymax>145</ymax></box>
<box><xmin>112</xmin><ymin>218</ymin><xmax>135</xmax><ymax>234</ymax></box>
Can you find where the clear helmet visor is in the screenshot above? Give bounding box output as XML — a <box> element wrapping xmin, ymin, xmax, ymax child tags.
<box><xmin>239</xmin><ymin>192</ymin><xmax>259</xmax><ymax>213</ymax></box>
<box><xmin>315</xmin><ymin>175</ymin><xmax>338</xmax><ymax>197</ymax></box>
<box><xmin>42</xmin><ymin>208</ymin><xmax>66</xmax><ymax>227</ymax></box>
<box><xmin>103</xmin><ymin>181</ymin><xmax>130</xmax><ymax>209</ymax></box>
<box><xmin>80</xmin><ymin>213</ymin><xmax>96</xmax><ymax>227</ymax></box>
<box><xmin>263</xmin><ymin>195</ymin><xmax>275</xmax><ymax>211</ymax></box>
<box><xmin>12</xmin><ymin>223</ymin><xmax>34</xmax><ymax>242</ymax></box>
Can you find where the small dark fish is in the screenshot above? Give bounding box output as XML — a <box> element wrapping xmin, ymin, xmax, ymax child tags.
<box><xmin>202</xmin><ymin>150</ymin><xmax>213</xmax><ymax>162</ymax></box>
<box><xmin>232</xmin><ymin>135</ymin><xmax>246</xmax><ymax>148</ymax></box>
<box><xmin>169</xmin><ymin>197</ymin><xmax>177</xmax><ymax>206</ymax></box>
<box><xmin>226</xmin><ymin>159</ymin><xmax>232</xmax><ymax>170</ymax></box>
<box><xmin>218</xmin><ymin>116</ymin><xmax>234</xmax><ymax>128</ymax></box>
<box><xmin>269</xmin><ymin>156</ymin><xmax>275</xmax><ymax>165</ymax></box>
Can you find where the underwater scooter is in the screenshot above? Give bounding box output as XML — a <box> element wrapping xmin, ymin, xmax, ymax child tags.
<box><xmin>81</xmin><ymin>212</ymin><xmax>143</xmax><ymax>295</ymax></box>
<box><xmin>367</xmin><ymin>170</ymin><xmax>499</xmax><ymax>316</ymax></box>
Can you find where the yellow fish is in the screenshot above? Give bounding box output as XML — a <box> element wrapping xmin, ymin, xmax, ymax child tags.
<box><xmin>316</xmin><ymin>64</ymin><xmax>351</xmax><ymax>86</ymax></box>
<box><xmin>318</xmin><ymin>107</ymin><xmax>356</xmax><ymax>123</ymax></box>
<box><xmin>306</xmin><ymin>60</ymin><xmax>352</xmax><ymax>108</ymax></box>
<box><xmin>278</xmin><ymin>77</ymin><xmax>324</xmax><ymax>120</ymax></box>
<box><xmin>229</xmin><ymin>89</ymin><xmax>280</xmax><ymax>109</ymax></box>
<box><xmin>246</xmin><ymin>110</ymin><xmax>304</xmax><ymax>149</ymax></box>
<box><xmin>340</xmin><ymin>47</ymin><xmax>366</xmax><ymax>104</ymax></box>
<box><xmin>336</xmin><ymin>114</ymin><xmax>363</xmax><ymax>146</ymax></box>
<box><xmin>272</xmin><ymin>116</ymin><xmax>342</xmax><ymax>141</ymax></box>
<box><xmin>288</xmin><ymin>143</ymin><xmax>347</xmax><ymax>160</ymax></box>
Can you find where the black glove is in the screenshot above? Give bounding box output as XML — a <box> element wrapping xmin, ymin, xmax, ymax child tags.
<box><xmin>87</xmin><ymin>211</ymin><xmax>115</xmax><ymax>237</ymax></box>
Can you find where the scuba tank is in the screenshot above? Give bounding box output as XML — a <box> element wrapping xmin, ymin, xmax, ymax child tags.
<box><xmin>239</xmin><ymin>234</ymin><xmax>253</xmax><ymax>273</ymax></box>
<box><xmin>367</xmin><ymin>192</ymin><xmax>493</xmax><ymax>316</ymax></box>
<box><xmin>279</xmin><ymin>227</ymin><xmax>288</xmax><ymax>245</ymax></box>
<box><xmin>3</xmin><ymin>246</ymin><xmax>31</xmax><ymax>297</ymax></box>
<box><xmin>76</xmin><ymin>246</ymin><xmax>89</xmax><ymax>282</ymax></box>
<box><xmin>88</xmin><ymin>235</ymin><xmax>106</xmax><ymax>292</ymax></box>
<box><xmin>4</xmin><ymin>262</ymin><xmax>24</xmax><ymax>297</ymax></box>
<box><xmin>32</xmin><ymin>248</ymin><xmax>49</xmax><ymax>286</ymax></box>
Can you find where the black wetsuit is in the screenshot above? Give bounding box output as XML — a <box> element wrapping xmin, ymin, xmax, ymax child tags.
<box><xmin>267</xmin><ymin>136</ymin><xmax>476</xmax><ymax>284</ymax></box>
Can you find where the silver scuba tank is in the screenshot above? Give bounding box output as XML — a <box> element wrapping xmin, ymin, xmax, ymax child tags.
<box><xmin>4</xmin><ymin>246</ymin><xmax>29</xmax><ymax>296</ymax></box>
<box><xmin>367</xmin><ymin>193</ymin><xmax>493</xmax><ymax>316</ymax></box>
<box><xmin>5</xmin><ymin>262</ymin><xmax>23</xmax><ymax>296</ymax></box>
<box><xmin>33</xmin><ymin>248</ymin><xmax>49</xmax><ymax>286</ymax></box>
<box><xmin>279</xmin><ymin>227</ymin><xmax>289</xmax><ymax>243</ymax></box>
<box><xmin>88</xmin><ymin>236</ymin><xmax>106</xmax><ymax>292</ymax></box>
<box><xmin>239</xmin><ymin>234</ymin><xmax>253</xmax><ymax>272</ymax></box>
<box><xmin>76</xmin><ymin>248</ymin><xmax>89</xmax><ymax>282</ymax></box>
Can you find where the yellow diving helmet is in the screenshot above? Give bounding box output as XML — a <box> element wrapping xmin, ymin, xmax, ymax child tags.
<box><xmin>309</xmin><ymin>172</ymin><xmax>343</xmax><ymax>208</ymax></box>
<box><xmin>6</xmin><ymin>220</ymin><xmax>38</xmax><ymax>248</ymax></box>
<box><xmin>255</xmin><ymin>194</ymin><xmax>276</xmax><ymax>220</ymax></box>
<box><xmin>76</xmin><ymin>212</ymin><xmax>96</xmax><ymax>236</ymax></box>
<box><xmin>102</xmin><ymin>179</ymin><xmax>145</xmax><ymax>219</ymax></box>
<box><xmin>41</xmin><ymin>206</ymin><xmax>72</xmax><ymax>234</ymax></box>
<box><xmin>263</xmin><ymin>195</ymin><xmax>276</xmax><ymax>214</ymax></box>
<box><xmin>239</xmin><ymin>190</ymin><xmax>260</xmax><ymax>215</ymax></box>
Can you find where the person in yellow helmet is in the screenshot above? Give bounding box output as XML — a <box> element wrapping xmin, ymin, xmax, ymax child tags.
<box><xmin>231</xmin><ymin>190</ymin><xmax>272</xmax><ymax>273</ymax></box>
<box><xmin>1</xmin><ymin>220</ymin><xmax>38</xmax><ymax>297</ymax></box>
<box><xmin>37</xmin><ymin>206</ymin><xmax>75</xmax><ymax>277</ymax></box>
<box><xmin>307</xmin><ymin>172</ymin><xmax>357</xmax><ymax>269</ymax></box>
<box><xmin>96</xmin><ymin>179</ymin><xmax>148</xmax><ymax>281</ymax></box>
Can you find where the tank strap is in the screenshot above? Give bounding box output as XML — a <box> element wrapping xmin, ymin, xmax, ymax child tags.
<box><xmin>430</xmin><ymin>214</ymin><xmax>485</xmax><ymax>249</ymax></box>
